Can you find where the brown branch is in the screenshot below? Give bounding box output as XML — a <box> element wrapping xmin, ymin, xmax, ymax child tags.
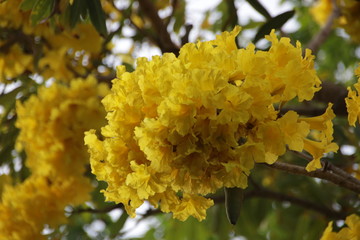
<box><xmin>262</xmin><ymin>161</ymin><xmax>360</xmax><ymax>194</ymax></box>
<box><xmin>246</xmin><ymin>189</ymin><xmax>347</xmax><ymax>219</ymax></box>
<box><xmin>306</xmin><ymin>0</ymin><xmax>341</xmax><ymax>55</ymax></box>
<box><xmin>69</xmin><ymin>203</ymin><xmax>123</xmax><ymax>214</ymax></box>
<box><xmin>290</xmin><ymin>150</ymin><xmax>360</xmax><ymax>186</ymax></box>
<box><xmin>138</xmin><ymin>0</ymin><xmax>179</xmax><ymax>54</ymax></box>
<box><xmin>212</xmin><ymin>186</ymin><xmax>346</xmax><ymax>219</ymax></box>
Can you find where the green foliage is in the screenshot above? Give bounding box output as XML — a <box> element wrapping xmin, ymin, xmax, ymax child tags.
<box><xmin>254</xmin><ymin>10</ymin><xmax>295</xmax><ymax>43</ymax></box>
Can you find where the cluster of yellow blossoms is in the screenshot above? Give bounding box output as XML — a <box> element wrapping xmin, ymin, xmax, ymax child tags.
<box><xmin>321</xmin><ymin>214</ymin><xmax>360</xmax><ymax>239</ymax></box>
<box><xmin>0</xmin><ymin>77</ymin><xmax>106</xmax><ymax>239</ymax></box>
<box><xmin>345</xmin><ymin>66</ymin><xmax>360</xmax><ymax>126</ymax></box>
<box><xmin>85</xmin><ymin>26</ymin><xmax>338</xmax><ymax>221</ymax></box>
<box><xmin>311</xmin><ymin>0</ymin><xmax>360</xmax><ymax>43</ymax></box>
<box><xmin>0</xmin><ymin>0</ymin><xmax>104</xmax><ymax>82</ymax></box>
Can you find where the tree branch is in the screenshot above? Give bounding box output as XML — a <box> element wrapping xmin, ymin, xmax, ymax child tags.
<box><xmin>262</xmin><ymin>161</ymin><xmax>360</xmax><ymax>194</ymax></box>
<box><xmin>69</xmin><ymin>203</ymin><xmax>123</xmax><ymax>214</ymax></box>
<box><xmin>306</xmin><ymin>0</ymin><xmax>340</xmax><ymax>55</ymax></box>
<box><xmin>246</xmin><ymin>188</ymin><xmax>347</xmax><ymax>219</ymax></box>
<box><xmin>138</xmin><ymin>0</ymin><xmax>179</xmax><ymax>54</ymax></box>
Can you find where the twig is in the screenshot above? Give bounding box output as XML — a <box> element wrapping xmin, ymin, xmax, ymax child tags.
<box><xmin>290</xmin><ymin>150</ymin><xmax>360</xmax><ymax>186</ymax></box>
<box><xmin>306</xmin><ymin>0</ymin><xmax>341</xmax><ymax>55</ymax></box>
<box><xmin>213</xmin><ymin>186</ymin><xmax>346</xmax><ymax>219</ymax></box>
<box><xmin>246</xmin><ymin>189</ymin><xmax>347</xmax><ymax>219</ymax></box>
<box><xmin>138</xmin><ymin>0</ymin><xmax>179</xmax><ymax>54</ymax></box>
<box><xmin>69</xmin><ymin>203</ymin><xmax>123</xmax><ymax>214</ymax></box>
<box><xmin>262</xmin><ymin>161</ymin><xmax>360</xmax><ymax>194</ymax></box>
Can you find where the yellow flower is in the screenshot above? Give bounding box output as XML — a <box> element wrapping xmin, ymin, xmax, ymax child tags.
<box><xmin>0</xmin><ymin>175</ymin><xmax>92</xmax><ymax>240</ymax></box>
<box><xmin>310</xmin><ymin>0</ymin><xmax>360</xmax><ymax>43</ymax></box>
<box><xmin>16</xmin><ymin>76</ymin><xmax>107</xmax><ymax>177</ymax></box>
<box><xmin>310</xmin><ymin>0</ymin><xmax>333</xmax><ymax>25</ymax></box>
<box><xmin>346</xmin><ymin>65</ymin><xmax>360</xmax><ymax>126</ymax></box>
<box><xmin>301</xmin><ymin>104</ymin><xmax>339</xmax><ymax>171</ymax></box>
<box><xmin>86</xmin><ymin>26</ymin><xmax>334</xmax><ymax>221</ymax></box>
<box><xmin>320</xmin><ymin>214</ymin><xmax>360</xmax><ymax>240</ymax></box>
<box><xmin>0</xmin><ymin>44</ymin><xmax>33</xmax><ymax>83</ymax></box>
<box><xmin>4</xmin><ymin>76</ymin><xmax>107</xmax><ymax>238</ymax></box>
<box><xmin>320</xmin><ymin>222</ymin><xmax>343</xmax><ymax>240</ymax></box>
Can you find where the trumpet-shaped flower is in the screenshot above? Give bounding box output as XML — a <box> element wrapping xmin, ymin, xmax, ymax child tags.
<box><xmin>86</xmin><ymin>26</ymin><xmax>337</xmax><ymax>221</ymax></box>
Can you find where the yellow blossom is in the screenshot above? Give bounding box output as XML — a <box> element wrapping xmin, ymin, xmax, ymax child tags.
<box><xmin>86</xmin><ymin>26</ymin><xmax>336</xmax><ymax>221</ymax></box>
<box><xmin>1</xmin><ymin>76</ymin><xmax>108</xmax><ymax>239</ymax></box>
<box><xmin>311</xmin><ymin>0</ymin><xmax>333</xmax><ymax>25</ymax></box>
<box><xmin>320</xmin><ymin>214</ymin><xmax>360</xmax><ymax>240</ymax></box>
<box><xmin>301</xmin><ymin>104</ymin><xmax>339</xmax><ymax>171</ymax></box>
<box><xmin>16</xmin><ymin>76</ymin><xmax>107</xmax><ymax>177</ymax></box>
<box><xmin>310</xmin><ymin>0</ymin><xmax>360</xmax><ymax>43</ymax></box>
<box><xmin>346</xmin><ymin>65</ymin><xmax>360</xmax><ymax>126</ymax></box>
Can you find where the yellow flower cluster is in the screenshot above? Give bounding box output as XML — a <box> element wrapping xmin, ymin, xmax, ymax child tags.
<box><xmin>0</xmin><ymin>0</ymin><xmax>103</xmax><ymax>82</ymax></box>
<box><xmin>310</xmin><ymin>0</ymin><xmax>333</xmax><ymax>25</ymax></box>
<box><xmin>346</xmin><ymin>66</ymin><xmax>360</xmax><ymax>126</ymax></box>
<box><xmin>85</xmin><ymin>27</ymin><xmax>338</xmax><ymax>221</ymax></box>
<box><xmin>0</xmin><ymin>77</ymin><xmax>107</xmax><ymax>239</ymax></box>
<box><xmin>320</xmin><ymin>214</ymin><xmax>360</xmax><ymax>240</ymax></box>
<box><xmin>311</xmin><ymin>0</ymin><xmax>360</xmax><ymax>43</ymax></box>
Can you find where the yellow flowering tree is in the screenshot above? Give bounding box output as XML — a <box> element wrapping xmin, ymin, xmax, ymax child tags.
<box><xmin>1</xmin><ymin>0</ymin><xmax>360</xmax><ymax>239</ymax></box>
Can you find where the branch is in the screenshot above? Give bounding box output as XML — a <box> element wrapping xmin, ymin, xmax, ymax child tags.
<box><xmin>138</xmin><ymin>0</ymin><xmax>179</xmax><ymax>54</ymax></box>
<box><xmin>212</xmin><ymin>185</ymin><xmax>346</xmax><ymax>219</ymax></box>
<box><xmin>290</xmin><ymin>150</ymin><xmax>360</xmax><ymax>186</ymax></box>
<box><xmin>262</xmin><ymin>161</ymin><xmax>360</xmax><ymax>194</ymax></box>
<box><xmin>246</xmin><ymin>188</ymin><xmax>347</xmax><ymax>219</ymax></box>
<box><xmin>69</xmin><ymin>203</ymin><xmax>123</xmax><ymax>214</ymax></box>
<box><xmin>306</xmin><ymin>0</ymin><xmax>341</xmax><ymax>55</ymax></box>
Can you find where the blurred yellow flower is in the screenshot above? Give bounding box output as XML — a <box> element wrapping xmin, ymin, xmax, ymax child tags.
<box><xmin>0</xmin><ymin>76</ymin><xmax>108</xmax><ymax>239</ymax></box>
<box><xmin>346</xmin><ymin>65</ymin><xmax>360</xmax><ymax>126</ymax></box>
<box><xmin>311</xmin><ymin>0</ymin><xmax>360</xmax><ymax>43</ymax></box>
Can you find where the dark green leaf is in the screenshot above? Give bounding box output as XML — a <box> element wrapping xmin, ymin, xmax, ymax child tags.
<box><xmin>254</xmin><ymin>10</ymin><xmax>295</xmax><ymax>43</ymax></box>
<box><xmin>86</xmin><ymin>0</ymin><xmax>108</xmax><ymax>37</ymax></box>
<box><xmin>30</xmin><ymin>0</ymin><xmax>55</xmax><ymax>25</ymax></box>
<box><xmin>68</xmin><ymin>0</ymin><xmax>86</xmax><ymax>28</ymax></box>
<box><xmin>19</xmin><ymin>0</ymin><xmax>37</xmax><ymax>11</ymax></box>
<box><xmin>224</xmin><ymin>187</ymin><xmax>244</xmax><ymax>225</ymax></box>
<box><xmin>246</xmin><ymin>0</ymin><xmax>272</xmax><ymax>19</ymax></box>
<box><xmin>0</xmin><ymin>86</ymin><xmax>24</xmax><ymax>111</ymax></box>
<box><xmin>109</xmin><ymin>212</ymin><xmax>128</xmax><ymax>238</ymax></box>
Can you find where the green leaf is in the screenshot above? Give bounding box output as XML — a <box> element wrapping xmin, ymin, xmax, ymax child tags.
<box><xmin>224</xmin><ymin>187</ymin><xmax>244</xmax><ymax>225</ymax></box>
<box><xmin>0</xmin><ymin>86</ymin><xmax>24</xmax><ymax>111</ymax></box>
<box><xmin>30</xmin><ymin>0</ymin><xmax>55</xmax><ymax>25</ymax></box>
<box><xmin>254</xmin><ymin>10</ymin><xmax>295</xmax><ymax>43</ymax></box>
<box><xmin>19</xmin><ymin>0</ymin><xmax>38</xmax><ymax>11</ymax></box>
<box><xmin>86</xmin><ymin>0</ymin><xmax>108</xmax><ymax>37</ymax></box>
<box><xmin>246</xmin><ymin>0</ymin><xmax>272</xmax><ymax>19</ymax></box>
<box><xmin>68</xmin><ymin>0</ymin><xmax>87</xmax><ymax>28</ymax></box>
<box><xmin>109</xmin><ymin>212</ymin><xmax>128</xmax><ymax>238</ymax></box>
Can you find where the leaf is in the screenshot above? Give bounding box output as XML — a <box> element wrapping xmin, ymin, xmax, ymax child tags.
<box><xmin>109</xmin><ymin>212</ymin><xmax>128</xmax><ymax>238</ymax></box>
<box><xmin>30</xmin><ymin>0</ymin><xmax>55</xmax><ymax>25</ymax></box>
<box><xmin>19</xmin><ymin>0</ymin><xmax>38</xmax><ymax>11</ymax></box>
<box><xmin>68</xmin><ymin>0</ymin><xmax>86</xmax><ymax>28</ymax></box>
<box><xmin>0</xmin><ymin>86</ymin><xmax>24</xmax><ymax>111</ymax></box>
<box><xmin>224</xmin><ymin>187</ymin><xmax>244</xmax><ymax>225</ymax></box>
<box><xmin>86</xmin><ymin>0</ymin><xmax>108</xmax><ymax>37</ymax></box>
<box><xmin>254</xmin><ymin>10</ymin><xmax>295</xmax><ymax>43</ymax></box>
<box><xmin>246</xmin><ymin>0</ymin><xmax>272</xmax><ymax>20</ymax></box>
